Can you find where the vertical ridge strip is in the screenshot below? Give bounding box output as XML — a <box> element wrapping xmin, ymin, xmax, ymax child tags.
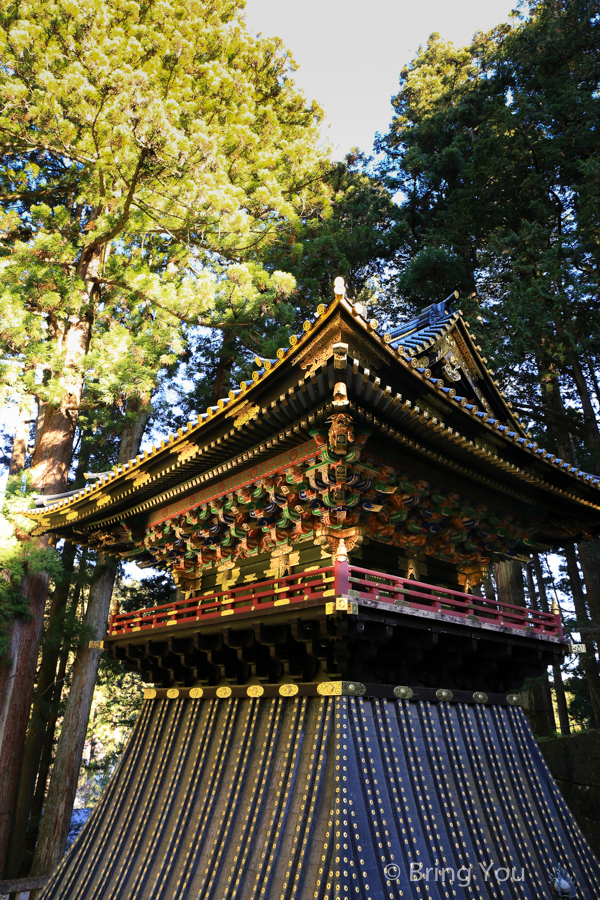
<box><xmin>201</xmin><ymin>698</ymin><xmax>259</xmax><ymax>898</ymax></box>
<box><xmin>91</xmin><ymin>697</ymin><xmax>185</xmax><ymax>900</ymax></box>
<box><xmin>401</xmin><ymin>701</ymin><xmax>468</xmax><ymax>899</ymax></box>
<box><xmin>71</xmin><ymin>698</ymin><xmax>171</xmax><ymax>900</ymax></box>
<box><xmin>472</xmin><ymin>704</ymin><xmax>545</xmax><ymax>898</ymax></box>
<box><xmin>433</xmin><ymin>702</ymin><xmax>503</xmax><ymax>900</ymax></box>
<box><xmin>334</xmin><ymin>696</ymin><xmax>352</xmax><ymax>900</ymax></box>
<box><xmin>379</xmin><ymin>699</ymin><xmax>431</xmax><ymax>900</ymax></box>
<box><xmin>455</xmin><ymin>703</ymin><xmax>524</xmax><ymax>883</ymax></box>
<box><xmin>345</xmin><ymin>697</ymin><xmax>387</xmax><ymax>899</ymax></box>
<box><xmin>248</xmin><ymin>696</ymin><xmax>305</xmax><ymax>900</ymax></box>
<box><xmin>173</xmin><ymin>697</ymin><xmax>240</xmax><ymax>900</ymax></box>
<box><xmin>147</xmin><ymin>697</ymin><xmax>220</xmax><ymax>900</ymax></box>
<box><xmin>225</xmin><ymin>698</ymin><xmax>282</xmax><ymax>900</ymax></box>
<box><xmin>287</xmin><ymin>697</ymin><xmax>333</xmax><ymax>900</ymax></box>
<box><xmin>312</xmin><ymin>805</ymin><xmax>335</xmax><ymax>900</ymax></box>
<box><xmin>121</xmin><ymin>698</ymin><xmax>202</xmax><ymax>898</ymax></box>
<box><xmin>40</xmin><ymin>699</ymin><xmax>154</xmax><ymax>900</ymax></box>
<box><xmin>393</xmin><ymin>699</ymin><xmax>451</xmax><ymax>900</ymax></box>
<box><xmin>489</xmin><ymin>705</ymin><xmax>563</xmax><ymax>884</ymax></box>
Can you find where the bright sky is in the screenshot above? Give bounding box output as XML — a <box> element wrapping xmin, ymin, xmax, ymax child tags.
<box><xmin>244</xmin><ymin>0</ymin><xmax>518</xmax><ymax>159</ymax></box>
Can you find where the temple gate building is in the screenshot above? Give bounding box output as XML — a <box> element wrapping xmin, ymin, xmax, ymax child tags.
<box><xmin>30</xmin><ymin>282</ymin><xmax>600</xmax><ymax>898</ymax></box>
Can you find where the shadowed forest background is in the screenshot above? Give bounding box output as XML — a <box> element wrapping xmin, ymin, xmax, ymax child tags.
<box><xmin>1</xmin><ymin>0</ymin><xmax>600</xmax><ymax>882</ymax></box>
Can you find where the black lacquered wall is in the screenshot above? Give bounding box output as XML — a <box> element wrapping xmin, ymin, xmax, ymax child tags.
<box><xmin>40</xmin><ymin>695</ymin><xmax>600</xmax><ymax>900</ymax></box>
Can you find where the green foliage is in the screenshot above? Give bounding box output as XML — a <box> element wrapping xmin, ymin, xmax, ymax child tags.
<box><xmin>377</xmin><ymin>0</ymin><xmax>600</xmax><ymax>440</ymax></box>
<box><xmin>564</xmin><ymin>662</ymin><xmax>595</xmax><ymax>730</ymax></box>
<box><xmin>76</xmin><ymin>659</ymin><xmax>143</xmax><ymax>807</ymax></box>
<box><xmin>114</xmin><ymin>572</ymin><xmax>177</xmax><ymax>613</ymax></box>
<box><xmin>264</xmin><ymin>153</ymin><xmax>404</xmax><ymax>311</ymax></box>
<box><xmin>0</xmin><ymin>0</ymin><xmax>329</xmax><ymax>429</ymax></box>
<box><xmin>0</xmin><ymin>475</ymin><xmax>61</xmax><ymax>659</ymax></box>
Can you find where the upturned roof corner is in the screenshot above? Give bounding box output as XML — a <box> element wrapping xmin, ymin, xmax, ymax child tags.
<box><xmin>27</xmin><ymin>280</ymin><xmax>600</xmax><ymax>552</ymax></box>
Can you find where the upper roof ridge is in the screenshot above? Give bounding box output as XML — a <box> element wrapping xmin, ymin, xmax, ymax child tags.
<box><xmin>386</xmin><ymin>290</ymin><xmax>459</xmax><ymax>344</ymax></box>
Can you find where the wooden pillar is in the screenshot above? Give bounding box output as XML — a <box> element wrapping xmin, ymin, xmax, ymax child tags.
<box><xmin>495</xmin><ymin>559</ymin><xmax>525</xmax><ymax>607</ymax></box>
<box><xmin>333</xmin><ymin>539</ymin><xmax>349</xmax><ymax>597</ymax></box>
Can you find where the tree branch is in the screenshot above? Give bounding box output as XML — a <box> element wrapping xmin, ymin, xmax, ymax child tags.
<box><xmin>95</xmin><ymin>278</ymin><xmax>263</xmax><ymax>330</ymax></box>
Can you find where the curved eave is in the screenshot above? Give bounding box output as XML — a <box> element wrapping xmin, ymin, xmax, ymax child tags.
<box><xmin>27</xmin><ymin>295</ymin><xmax>600</xmax><ymax>535</ymax></box>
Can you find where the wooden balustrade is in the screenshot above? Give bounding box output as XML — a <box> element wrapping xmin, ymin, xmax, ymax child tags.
<box><xmin>347</xmin><ymin>565</ymin><xmax>562</xmax><ymax>637</ymax></box>
<box><xmin>109</xmin><ymin>565</ymin><xmax>336</xmax><ymax>635</ymax></box>
<box><xmin>109</xmin><ymin>561</ymin><xmax>562</xmax><ymax>638</ymax></box>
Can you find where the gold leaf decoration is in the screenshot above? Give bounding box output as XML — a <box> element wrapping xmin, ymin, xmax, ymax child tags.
<box><xmin>66</xmin><ymin>510</ymin><xmax>78</xmax><ymax>521</ymax></box>
<box><xmin>177</xmin><ymin>442</ymin><xmax>200</xmax><ymax>464</ymax></box>
<box><xmin>233</xmin><ymin>404</ymin><xmax>260</xmax><ymax>429</ymax></box>
<box><xmin>96</xmin><ymin>494</ymin><xmax>111</xmax><ymax>507</ymax></box>
<box><xmin>144</xmin><ymin>688</ymin><xmax>157</xmax><ymax>700</ymax></box>
<box><xmin>133</xmin><ymin>471</ymin><xmax>151</xmax><ymax>488</ymax></box>
<box><xmin>317</xmin><ymin>681</ymin><xmax>342</xmax><ymax>696</ymax></box>
<box><xmin>166</xmin><ymin>688</ymin><xmax>179</xmax><ymax>699</ymax></box>
<box><xmin>278</xmin><ymin>683</ymin><xmax>299</xmax><ymax>696</ymax></box>
<box><xmin>189</xmin><ymin>687</ymin><xmax>203</xmax><ymax>699</ymax></box>
<box><xmin>216</xmin><ymin>686</ymin><xmax>232</xmax><ymax>698</ymax></box>
<box><xmin>246</xmin><ymin>685</ymin><xmax>264</xmax><ymax>697</ymax></box>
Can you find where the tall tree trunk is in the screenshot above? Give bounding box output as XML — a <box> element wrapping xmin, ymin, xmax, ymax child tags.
<box><xmin>520</xmin><ymin>560</ymin><xmax>555</xmax><ymax>735</ymax></box>
<box><xmin>28</xmin><ymin>645</ymin><xmax>69</xmax><ymax>839</ymax></box>
<box><xmin>8</xmin><ymin>400</ymin><xmax>33</xmax><ymax>476</ymax></box>
<box><xmin>118</xmin><ymin>397</ymin><xmax>150</xmax><ymax>464</ymax></box>
<box><xmin>210</xmin><ymin>341</ymin><xmax>235</xmax><ymax>406</ymax></box>
<box><xmin>536</xmin><ymin>358</ymin><xmax>600</xmax><ymax>729</ymax></box>
<box><xmin>30</xmin><ymin>554</ymin><xmax>118</xmax><ymax>877</ymax></box>
<box><xmin>551</xmin><ymin>663</ymin><xmax>571</xmax><ymax>737</ymax></box>
<box><xmin>576</xmin><ymin>541</ymin><xmax>600</xmax><ymax>630</ymax></box>
<box><xmin>482</xmin><ymin>573</ymin><xmax>496</xmax><ymax>601</ymax></box>
<box><xmin>586</xmin><ymin>355</ymin><xmax>600</xmax><ymax>410</ymax></box>
<box><xmin>571</xmin><ymin>355</ymin><xmax>600</xmax><ymax>449</ymax></box>
<box><xmin>570</xmin><ymin>352</ymin><xmax>600</xmax><ymax>656</ymax></box>
<box><xmin>563</xmin><ymin>544</ymin><xmax>600</xmax><ymax>728</ymax></box>
<box><xmin>30</xmin><ymin>412</ymin><xmax>146</xmax><ymax>876</ymax></box>
<box><xmin>0</xmin><ymin>315</ymin><xmax>93</xmax><ymax>877</ymax></box>
<box><xmin>527</xmin><ymin>559</ymin><xmax>569</xmax><ymax>734</ymax></box>
<box><xmin>29</xmin><ymin>316</ymin><xmax>92</xmax><ymax>495</ymax></box>
<box><xmin>5</xmin><ymin>543</ymin><xmax>78</xmax><ymax>879</ymax></box>
<box><xmin>570</xmin><ymin>354</ymin><xmax>600</xmax><ymax>617</ymax></box>
<box><xmin>29</xmin><ymin>550</ymin><xmax>89</xmax><ymax>853</ymax></box>
<box><xmin>538</xmin><ymin>353</ymin><xmax>574</xmax><ymax>456</ymax></box>
<box><xmin>0</xmin><ymin>563</ymin><xmax>51</xmax><ymax>878</ymax></box>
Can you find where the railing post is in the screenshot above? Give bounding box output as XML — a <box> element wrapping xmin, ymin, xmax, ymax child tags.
<box><xmin>109</xmin><ymin>593</ymin><xmax>120</xmax><ymax>636</ymax></box>
<box><xmin>551</xmin><ymin>596</ymin><xmax>563</xmax><ymax>638</ymax></box>
<box><xmin>334</xmin><ymin>538</ymin><xmax>349</xmax><ymax>597</ymax></box>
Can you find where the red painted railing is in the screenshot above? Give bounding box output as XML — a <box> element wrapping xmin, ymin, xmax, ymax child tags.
<box><xmin>108</xmin><ymin>560</ymin><xmax>562</xmax><ymax>638</ymax></box>
<box><xmin>347</xmin><ymin>565</ymin><xmax>562</xmax><ymax>637</ymax></box>
<box><xmin>109</xmin><ymin>565</ymin><xmax>337</xmax><ymax>636</ymax></box>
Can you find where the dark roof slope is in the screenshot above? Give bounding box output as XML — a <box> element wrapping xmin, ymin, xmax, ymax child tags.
<box><xmin>38</xmin><ymin>693</ymin><xmax>600</xmax><ymax>900</ymax></box>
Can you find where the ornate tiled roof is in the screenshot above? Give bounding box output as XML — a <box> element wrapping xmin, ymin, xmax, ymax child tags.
<box><xmin>28</xmin><ymin>286</ymin><xmax>600</xmax><ymax>544</ymax></box>
<box><xmin>386</xmin><ymin>294</ymin><xmax>459</xmax><ymax>350</ymax></box>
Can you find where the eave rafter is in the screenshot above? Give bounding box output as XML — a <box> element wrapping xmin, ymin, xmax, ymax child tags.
<box><xmin>67</xmin><ymin>403</ymin><xmax>568</xmax><ymax>594</ymax></box>
<box><xmin>28</xmin><ymin>292</ymin><xmax>600</xmax><ymax>552</ymax></box>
